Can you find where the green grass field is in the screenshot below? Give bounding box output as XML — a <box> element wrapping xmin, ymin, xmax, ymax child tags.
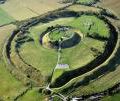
<box><xmin>0</xmin><ymin>8</ymin><xmax>14</xmax><ymax>26</ymax></box>
<box><xmin>102</xmin><ymin>94</ymin><xmax>120</xmax><ymax>101</ymax></box>
<box><xmin>67</xmin><ymin>15</ymin><xmax>110</xmax><ymax>38</ymax></box>
<box><xmin>0</xmin><ymin>60</ymin><xmax>26</xmax><ymax>101</ymax></box>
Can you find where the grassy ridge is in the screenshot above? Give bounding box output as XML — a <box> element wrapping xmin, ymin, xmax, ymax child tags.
<box><xmin>77</xmin><ymin>0</ymin><xmax>98</xmax><ymax>4</ymax></box>
<box><xmin>0</xmin><ymin>25</ymin><xmax>25</xmax><ymax>100</ymax></box>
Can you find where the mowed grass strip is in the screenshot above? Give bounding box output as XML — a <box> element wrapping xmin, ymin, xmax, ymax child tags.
<box><xmin>0</xmin><ymin>8</ymin><xmax>14</xmax><ymax>26</ymax></box>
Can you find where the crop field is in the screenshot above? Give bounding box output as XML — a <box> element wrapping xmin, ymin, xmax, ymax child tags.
<box><xmin>0</xmin><ymin>0</ymin><xmax>120</xmax><ymax>101</ymax></box>
<box><xmin>0</xmin><ymin>0</ymin><xmax>67</xmax><ymax>21</ymax></box>
<box><xmin>99</xmin><ymin>0</ymin><xmax>120</xmax><ymax>16</ymax></box>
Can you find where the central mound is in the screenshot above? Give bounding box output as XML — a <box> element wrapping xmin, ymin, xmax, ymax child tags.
<box><xmin>41</xmin><ymin>25</ymin><xmax>82</xmax><ymax>49</ymax></box>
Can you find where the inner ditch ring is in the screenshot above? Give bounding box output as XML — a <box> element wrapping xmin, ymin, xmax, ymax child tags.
<box><xmin>40</xmin><ymin>25</ymin><xmax>83</xmax><ymax>49</ymax></box>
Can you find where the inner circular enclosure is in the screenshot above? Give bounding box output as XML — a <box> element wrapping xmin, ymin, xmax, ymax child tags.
<box><xmin>40</xmin><ymin>25</ymin><xmax>81</xmax><ymax>49</ymax></box>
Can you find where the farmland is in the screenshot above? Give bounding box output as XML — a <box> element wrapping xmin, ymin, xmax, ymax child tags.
<box><xmin>0</xmin><ymin>8</ymin><xmax>14</xmax><ymax>26</ymax></box>
<box><xmin>0</xmin><ymin>0</ymin><xmax>120</xmax><ymax>101</ymax></box>
<box><xmin>0</xmin><ymin>0</ymin><xmax>67</xmax><ymax>21</ymax></box>
<box><xmin>99</xmin><ymin>0</ymin><xmax>120</xmax><ymax>16</ymax></box>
